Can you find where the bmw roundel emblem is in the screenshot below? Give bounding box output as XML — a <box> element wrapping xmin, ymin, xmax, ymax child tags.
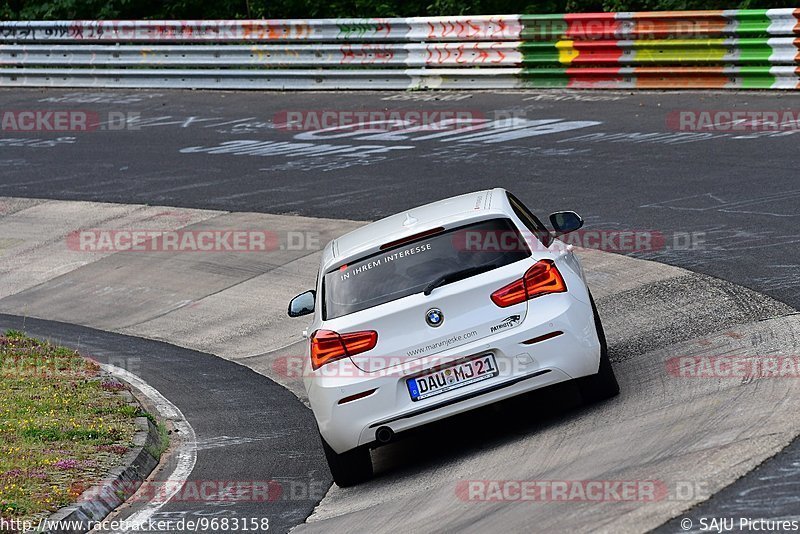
<box><xmin>425</xmin><ymin>308</ymin><xmax>444</xmax><ymax>327</ymax></box>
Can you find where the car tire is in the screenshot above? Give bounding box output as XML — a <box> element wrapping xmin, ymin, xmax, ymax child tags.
<box><xmin>578</xmin><ymin>293</ymin><xmax>620</xmax><ymax>403</ymax></box>
<box><xmin>320</xmin><ymin>434</ymin><xmax>373</xmax><ymax>487</ymax></box>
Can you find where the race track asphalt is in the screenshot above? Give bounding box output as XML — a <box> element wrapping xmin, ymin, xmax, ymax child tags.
<box><xmin>1</xmin><ymin>89</ymin><xmax>798</xmax><ymax>308</ymax></box>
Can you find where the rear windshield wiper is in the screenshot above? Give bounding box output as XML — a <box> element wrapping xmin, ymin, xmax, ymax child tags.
<box><xmin>423</xmin><ymin>261</ymin><xmax>500</xmax><ymax>296</ymax></box>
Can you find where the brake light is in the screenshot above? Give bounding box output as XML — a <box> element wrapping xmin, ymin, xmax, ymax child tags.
<box><xmin>310</xmin><ymin>329</ymin><xmax>378</xmax><ymax>370</ymax></box>
<box><xmin>380</xmin><ymin>227</ymin><xmax>444</xmax><ymax>250</ymax></box>
<box><xmin>490</xmin><ymin>260</ymin><xmax>567</xmax><ymax>308</ymax></box>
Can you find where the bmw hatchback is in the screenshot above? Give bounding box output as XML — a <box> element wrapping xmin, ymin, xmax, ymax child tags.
<box><xmin>288</xmin><ymin>188</ymin><xmax>618</xmax><ymax>486</ymax></box>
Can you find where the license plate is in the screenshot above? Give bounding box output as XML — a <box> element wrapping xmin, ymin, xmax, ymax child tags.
<box><xmin>407</xmin><ymin>353</ymin><xmax>498</xmax><ymax>401</ymax></box>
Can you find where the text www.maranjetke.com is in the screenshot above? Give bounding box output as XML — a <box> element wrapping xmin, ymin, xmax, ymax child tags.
<box><xmin>407</xmin><ymin>330</ymin><xmax>478</xmax><ymax>357</ymax></box>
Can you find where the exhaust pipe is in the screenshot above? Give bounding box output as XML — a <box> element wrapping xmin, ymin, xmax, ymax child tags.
<box><xmin>375</xmin><ymin>426</ymin><xmax>394</xmax><ymax>444</ymax></box>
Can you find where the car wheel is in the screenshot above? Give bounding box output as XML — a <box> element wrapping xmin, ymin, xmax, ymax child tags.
<box><xmin>320</xmin><ymin>434</ymin><xmax>373</xmax><ymax>487</ymax></box>
<box><xmin>578</xmin><ymin>293</ymin><xmax>620</xmax><ymax>403</ymax></box>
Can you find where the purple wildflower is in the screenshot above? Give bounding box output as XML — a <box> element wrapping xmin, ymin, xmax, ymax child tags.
<box><xmin>55</xmin><ymin>459</ymin><xmax>79</xmax><ymax>470</ymax></box>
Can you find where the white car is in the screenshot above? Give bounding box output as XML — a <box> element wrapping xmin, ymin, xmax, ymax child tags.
<box><xmin>288</xmin><ymin>188</ymin><xmax>618</xmax><ymax>486</ymax></box>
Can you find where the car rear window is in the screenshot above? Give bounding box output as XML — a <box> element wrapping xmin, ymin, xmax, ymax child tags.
<box><xmin>323</xmin><ymin>218</ymin><xmax>531</xmax><ymax>319</ymax></box>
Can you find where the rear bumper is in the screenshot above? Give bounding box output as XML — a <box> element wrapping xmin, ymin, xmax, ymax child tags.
<box><xmin>306</xmin><ymin>293</ymin><xmax>600</xmax><ymax>453</ymax></box>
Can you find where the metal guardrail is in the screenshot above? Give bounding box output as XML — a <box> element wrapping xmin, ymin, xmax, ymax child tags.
<box><xmin>2</xmin><ymin>11</ymin><xmax>800</xmax><ymax>42</ymax></box>
<box><xmin>2</xmin><ymin>39</ymin><xmax>798</xmax><ymax>68</ymax></box>
<box><xmin>1</xmin><ymin>9</ymin><xmax>799</xmax><ymax>90</ymax></box>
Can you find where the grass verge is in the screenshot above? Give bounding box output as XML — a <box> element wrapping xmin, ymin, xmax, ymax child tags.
<box><xmin>0</xmin><ymin>330</ymin><xmax>143</xmax><ymax>527</ymax></box>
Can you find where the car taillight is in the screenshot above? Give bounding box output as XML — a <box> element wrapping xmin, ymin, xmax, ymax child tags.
<box><xmin>490</xmin><ymin>259</ymin><xmax>567</xmax><ymax>308</ymax></box>
<box><xmin>310</xmin><ymin>329</ymin><xmax>378</xmax><ymax>370</ymax></box>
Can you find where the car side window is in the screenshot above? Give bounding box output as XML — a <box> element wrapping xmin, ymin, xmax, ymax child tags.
<box><xmin>506</xmin><ymin>193</ymin><xmax>552</xmax><ymax>247</ymax></box>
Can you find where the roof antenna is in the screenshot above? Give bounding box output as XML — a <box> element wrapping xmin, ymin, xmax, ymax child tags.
<box><xmin>403</xmin><ymin>213</ymin><xmax>418</xmax><ymax>227</ymax></box>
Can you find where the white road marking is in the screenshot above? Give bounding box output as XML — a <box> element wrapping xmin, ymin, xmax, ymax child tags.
<box><xmin>100</xmin><ymin>364</ymin><xmax>197</xmax><ymax>533</ymax></box>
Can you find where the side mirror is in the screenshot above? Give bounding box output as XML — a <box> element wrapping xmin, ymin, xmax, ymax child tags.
<box><xmin>288</xmin><ymin>290</ymin><xmax>316</xmax><ymax>318</ymax></box>
<box><xmin>549</xmin><ymin>211</ymin><xmax>584</xmax><ymax>236</ymax></box>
